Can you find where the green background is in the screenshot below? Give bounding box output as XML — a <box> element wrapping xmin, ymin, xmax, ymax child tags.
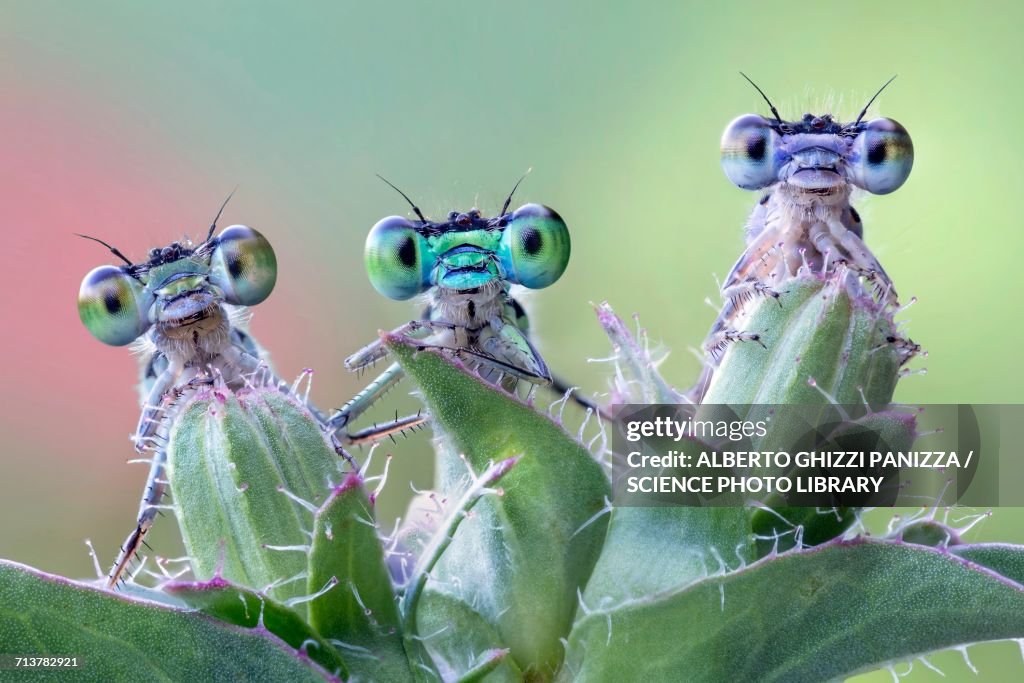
<box><xmin>1</xmin><ymin>1</ymin><xmax>1021</xmax><ymax>680</ymax></box>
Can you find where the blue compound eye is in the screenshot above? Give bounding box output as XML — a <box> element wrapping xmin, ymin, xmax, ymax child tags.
<box><xmin>364</xmin><ymin>216</ymin><xmax>433</xmax><ymax>300</ymax></box>
<box><xmin>209</xmin><ymin>225</ymin><xmax>278</xmax><ymax>306</ymax></box>
<box><xmin>720</xmin><ymin>114</ymin><xmax>782</xmax><ymax>190</ymax></box>
<box><xmin>850</xmin><ymin>118</ymin><xmax>913</xmax><ymax>195</ymax></box>
<box><xmin>499</xmin><ymin>204</ymin><xmax>570</xmax><ymax>289</ymax></box>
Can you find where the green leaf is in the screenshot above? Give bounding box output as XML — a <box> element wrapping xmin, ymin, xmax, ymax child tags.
<box><xmin>750</xmin><ymin>506</ymin><xmax>857</xmax><ymax>557</ymax></box>
<box><xmin>897</xmin><ymin>519</ymin><xmax>962</xmax><ymax>547</ymax></box>
<box><xmin>0</xmin><ymin>560</ymin><xmax>331</xmax><ymax>681</ymax></box>
<box><xmin>415</xmin><ymin>591</ymin><xmax>523</xmax><ymax>683</ymax></box>
<box><xmin>562</xmin><ymin>539</ymin><xmax>1024</xmax><ymax>682</ymax></box>
<box><xmin>582</xmin><ymin>507</ymin><xmax>753</xmax><ymax>606</ymax></box>
<box><xmin>168</xmin><ymin>388</ymin><xmax>343</xmax><ymax>612</ymax></box>
<box><xmin>400</xmin><ymin>457</ymin><xmax>520</xmax><ymax>681</ymax></box>
<box><xmin>750</xmin><ymin>409</ymin><xmax>918</xmax><ymax>556</ymax></box>
<box><xmin>306</xmin><ymin>474</ymin><xmax>413</xmax><ymax>682</ymax></box>
<box><xmin>455</xmin><ymin>648</ymin><xmax>513</xmax><ymax>683</ymax></box>
<box><xmin>701</xmin><ymin>276</ymin><xmax>901</xmax><ymax>406</ymax></box>
<box><xmin>952</xmin><ymin>543</ymin><xmax>1024</xmax><ymax>584</ymax></box>
<box><xmin>385</xmin><ymin>335</ymin><xmax>611</xmax><ymax>679</ymax></box>
<box><xmin>164</xmin><ymin>576</ymin><xmax>348</xmax><ymax>677</ymax></box>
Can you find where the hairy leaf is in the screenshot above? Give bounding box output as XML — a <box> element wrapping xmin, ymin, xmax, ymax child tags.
<box><xmin>952</xmin><ymin>543</ymin><xmax>1024</xmax><ymax>584</ymax></box>
<box><xmin>165</xmin><ymin>576</ymin><xmax>347</xmax><ymax>677</ymax></box>
<box><xmin>168</xmin><ymin>387</ymin><xmax>343</xmax><ymax>613</ymax></box>
<box><xmin>0</xmin><ymin>561</ymin><xmax>331</xmax><ymax>681</ymax></box>
<box><xmin>583</xmin><ymin>506</ymin><xmax>752</xmax><ymax>607</ymax></box>
<box><xmin>415</xmin><ymin>590</ymin><xmax>523</xmax><ymax>683</ymax></box>
<box><xmin>702</xmin><ymin>276</ymin><xmax>901</xmax><ymax>406</ymax></box>
<box><xmin>386</xmin><ymin>335</ymin><xmax>610</xmax><ymax>679</ymax></box>
<box><xmin>563</xmin><ymin>539</ymin><xmax>1024</xmax><ymax>682</ymax></box>
<box><xmin>306</xmin><ymin>474</ymin><xmax>412</xmax><ymax>682</ymax></box>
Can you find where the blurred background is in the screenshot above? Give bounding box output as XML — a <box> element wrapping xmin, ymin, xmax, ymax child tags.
<box><xmin>1</xmin><ymin>1</ymin><xmax>1021</xmax><ymax>680</ymax></box>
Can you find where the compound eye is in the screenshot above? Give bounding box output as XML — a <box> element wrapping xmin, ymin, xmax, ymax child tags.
<box><xmin>78</xmin><ymin>266</ymin><xmax>151</xmax><ymax>345</ymax></box>
<box><xmin>499</xmin><ymin>204</ymin><xmax>570</xmax><ymax>289</ymax></box>
<box><xmin>720</xmin><ymin>114</ymin><xmax>782</xmax><ymax>190</ymax></box>
<box><xmin>209</xmin><ymin>225</ymin><xmax>278</xmax><ymax>306</ymax></box>
<box><xmin>364</xmin><ymin>216</ymin><xmax>432</xmax><ymax>300</ymax></box>
<box><xmin>850</xmin><ymin>118</ymin><xmax>913</xmax><ymax>194</ymax></box>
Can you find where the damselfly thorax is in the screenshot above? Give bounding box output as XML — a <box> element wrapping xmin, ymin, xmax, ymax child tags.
<box><xmin>420</xmin><ymin>280</ymin><xmax>549</xmax><ymax>387</ymax></box>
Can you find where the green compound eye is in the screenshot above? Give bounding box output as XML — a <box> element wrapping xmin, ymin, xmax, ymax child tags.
<box><xmin>78</xmin><ymin>265</ymin><xmax>152</xmax><ymax>346</ymax></box>
<box><xmin>209</xmin><ymin>225</ymin><xmax>277</xmax><ymax>306</ymax></box>
<box><xmin>721</xmin><ymin>114</ymin><xmax>782</xmax><ymax>190</ymax></box>
<box><xmin>364</xmin><ymin>216</ymin><xmax>433</xmax><ymax>300</ymax></box>
<box><xmin>850</xmin><ymin>118</ymin><xmax>913</xmax><ymax>195</ymax></box>
<box><xmin>499</xmin><ymin>204</ymin><xmax>570</xmax><ymax>289</ymax></box>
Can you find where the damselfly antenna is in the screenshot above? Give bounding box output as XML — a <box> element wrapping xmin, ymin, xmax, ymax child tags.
<box><xmin>854</xmin><ymin>75</ymin><xmax>898</xmax><ymax>125</ymax></box>
<box><xmin>376</xmin><ymin>174</ymin><xmax>427</xmax><ymax>223</ymax></box>
<box><xmin>739</xmin><ymin>72</ymin><xmax>783</xmax><ymax>125</ymax></box>
<box><xmin>75</xmin><ymin>233</ymin><xmax>133</xmax><ymax>266</ymax></box>
<box><xmin>206</xmin><ymin>187</ymin><xmax>237</xmax><ymax>242</ymax></box>
<box><xmin>500</xmin><ymin>168</ymin><xmax>532</xmax><ymax>217</ymax></box>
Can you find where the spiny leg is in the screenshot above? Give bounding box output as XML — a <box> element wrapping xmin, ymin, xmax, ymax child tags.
<box><xmin>332</xmin><ymin>319</ymin><xmax>466</xmax><ymax>444</ymax></box>
<box><xmin>109</xmin><ymin>366</ymin><xmax>204</xmax><ymax>588</ymax></box>
<box><xmin>720</xmin><ymin>279</ymin><xmax>782</xmax><ymax>315</ymax></box>
<box><xmin>107</xmin><ymin>452</ymin><xmax>163</xmax><ymax>589</ymax></box>
<box><xmin>704</xmin><ymin>328</ymin><xmax>767</xmax><ymax>364</ymax></box>
<box><xmin>344</xmin><ymin>410</ymin><xmax>427</xmax><ymax>446</ymax></box>
<box><xmin>330</xmin><ymin>361</ymin><xmax>429</xmax><ymax>446</ymax></box>
<box><xmin>686</xmin><ymin>341</ymin><xmax>740</xmax><ymax>402</ymax></box>
<box><xmin>874</xmin><ymin>333</ymin><xmax>923</xmax><ymax>366</ymax></box>
<box><xmin>331</xmin><ymin>362</ymin><xmax>428</xmax><ymax>447</ymax></box>
<box><xmin>701</xmin><ymin>226</ymin><xmax>789</xmax><ymax>360</ymax></box>
<box><xmin>440</xmin><ymin>344</ymin><xmax>616</xmax><ymax>422</ymax></box>
<box><xmin>698</xmin><ymin>279</ymin><xmax>773</xmax><ymax>371</ymax></box>
<box><xmin>812</xmin><ymin>220</ymin><xmax>898</xmax><ymax>303</ymax></box>
<box><xmin>344</xmin><ymin>319</ymin><xmax>452</xmax><ymax>372</ymax></box>
<box><xmin>133</xmin><ymin>364</ymin><xmax>186</xmax><ymax>451</ymax></box>
<box><xmin>720</xmin><ymin>225</ymin><xmax>788</xmax><ymax>293</ymax></box>
<box><xmin>344</xmin><ymin>336</ymin><xmax>393</xmax><ymax>373</ymax></box>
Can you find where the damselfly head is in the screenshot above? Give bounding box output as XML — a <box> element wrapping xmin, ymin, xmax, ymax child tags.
<box><xmin>721</xmin><ymin>77</ymin><xmax>913</xmax><ymax>196</ymax></box>
<box><xmin>364</xmin><ymin>201</ymin><xmax>570</xmax><ymax>300</ymax></box>
<box><xmin>78</xmin><ymin>225</ymin><xmax>277</xmax><ymax>346</ymax></box>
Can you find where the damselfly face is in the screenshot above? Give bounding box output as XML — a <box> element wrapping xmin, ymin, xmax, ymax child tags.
<box><xmin>721</xmin><ymin>112</ymin><xmax>913</xmax><ymax>196</ymax></box>
<box><xmin>78</xmin><ymin>226</ymin><xmax>277</xmax><ymax>348</ymax></box>
<box><xmin>363</xmin><ymin>204</ymin><xmax>570</xmax><ymax>301</ymax></box>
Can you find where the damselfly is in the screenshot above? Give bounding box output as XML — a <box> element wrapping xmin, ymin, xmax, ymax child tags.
<box><xmin>77</xmin><ymin>200</ymin><xmax>344</xmax><ymax>587</ymax></box>
<box><xmin>330</xmin><ymin>177</ymin><xmax>600</xmax><ymax>440</ymax></box>
<box><xmin>703</xmin><ymin>75</ymin><xmax>914</xmax><ymax>367</ymax></box>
